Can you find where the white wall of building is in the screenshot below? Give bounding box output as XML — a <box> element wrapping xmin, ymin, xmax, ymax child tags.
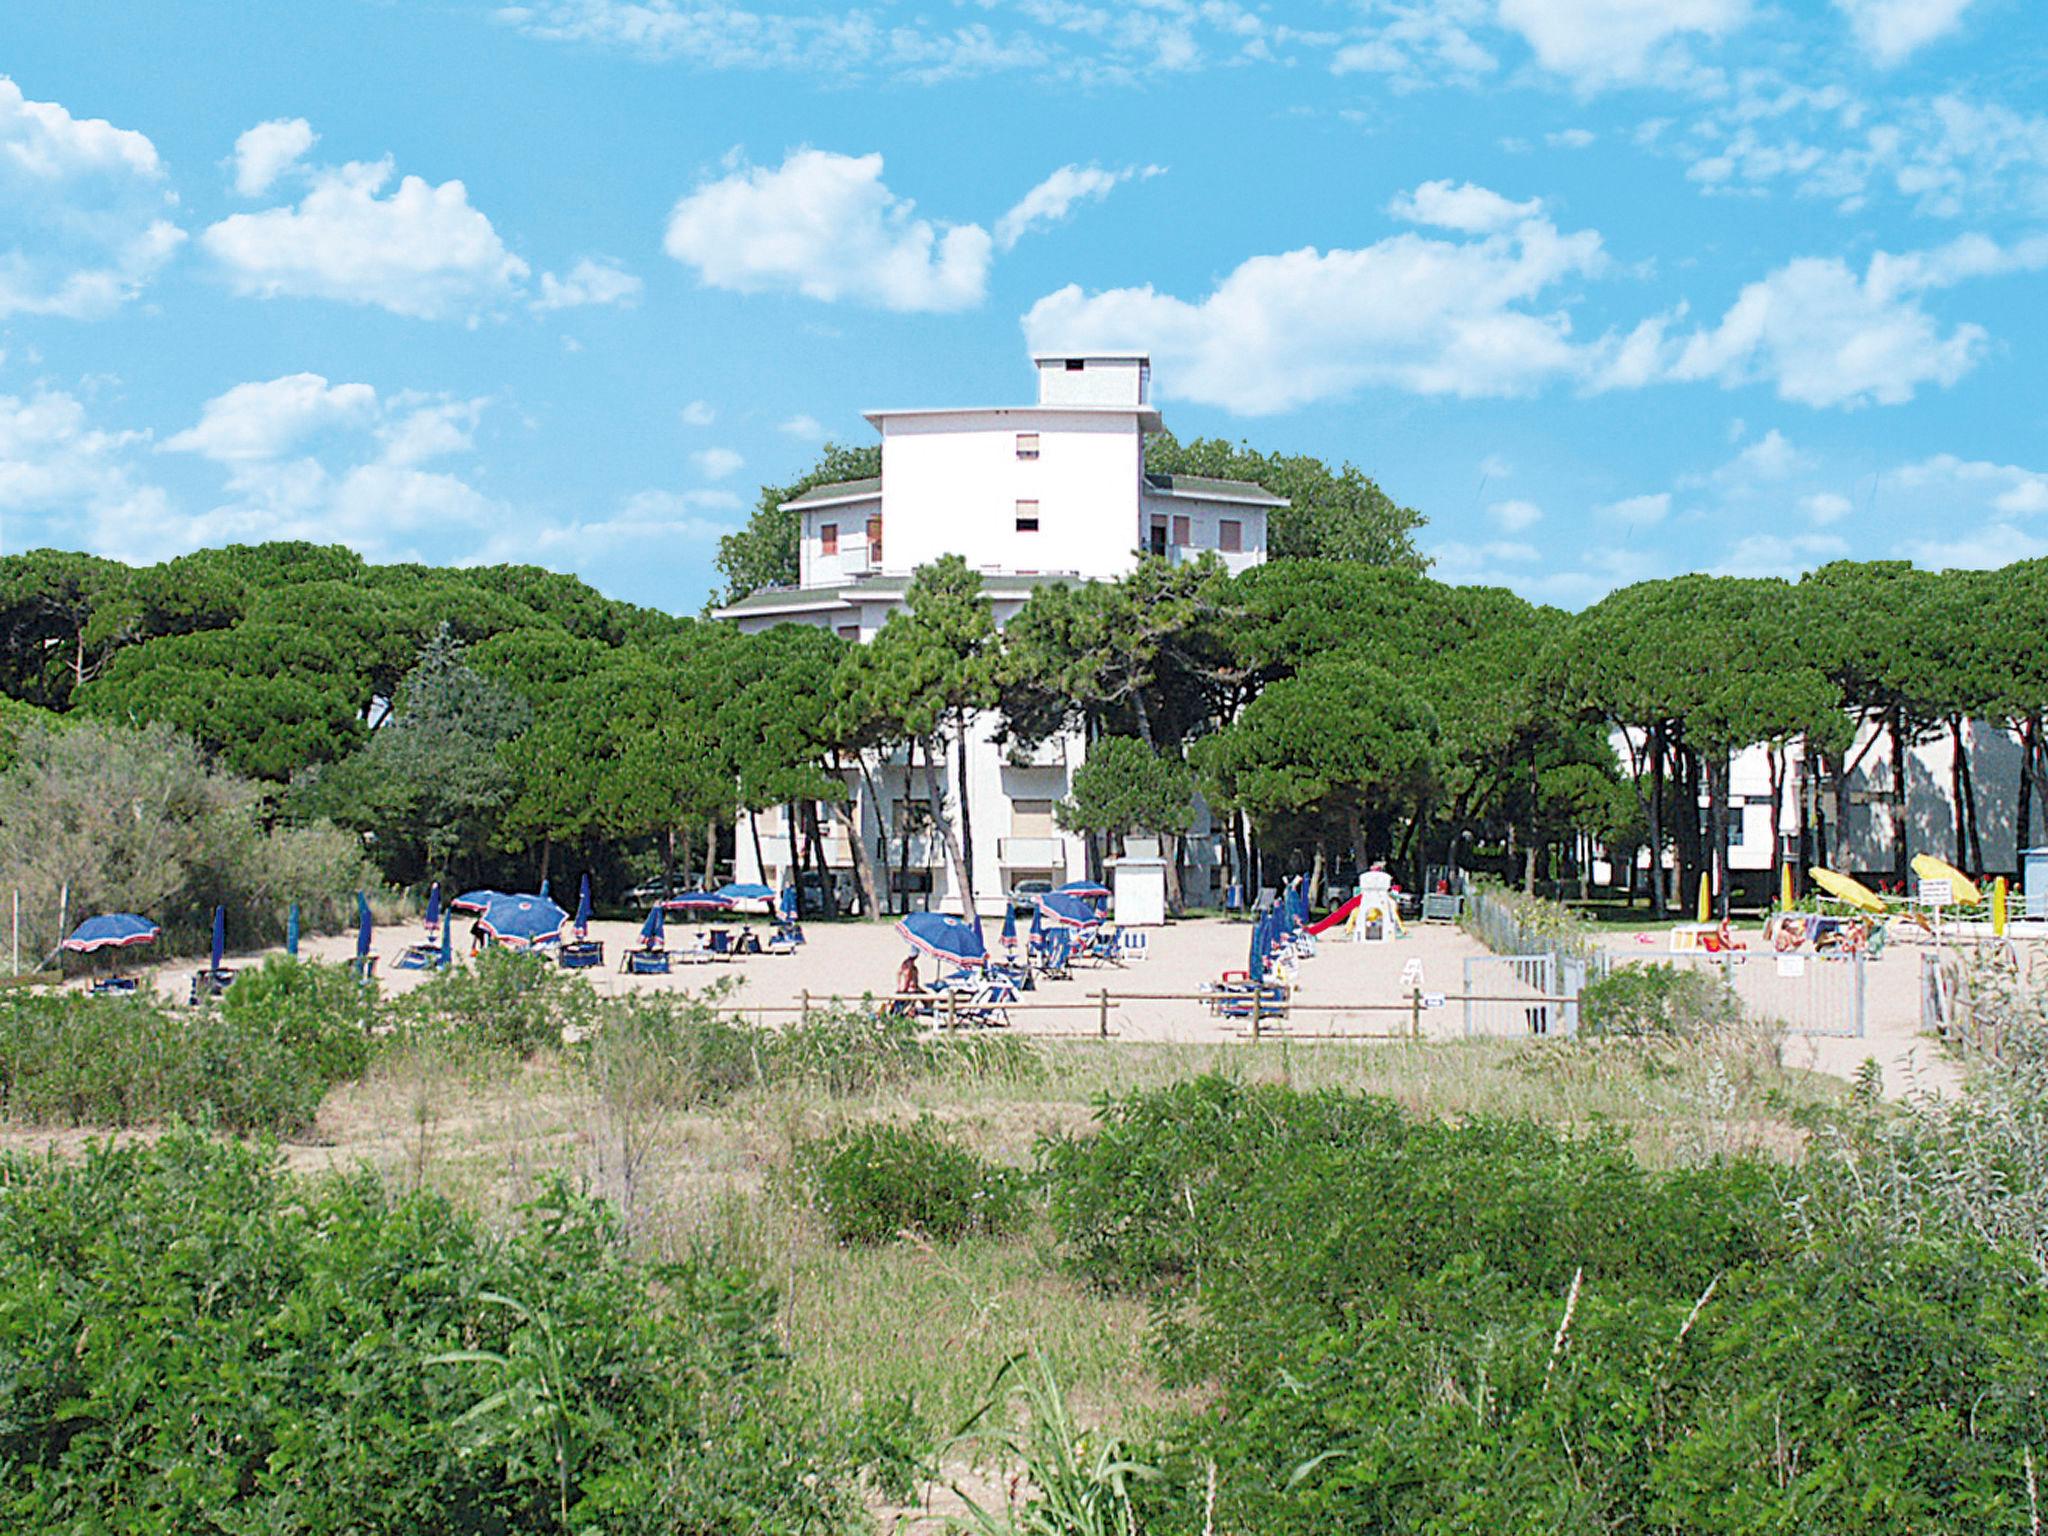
<box><xmin>1140</xmin><ymin>492</ymin><xmax>1268</xmax><ymax>575</ymax></box>
<box><xmin>798</xmin><ymin>494</ymin><xmax>882</xmax><ymax>587</ymax></box>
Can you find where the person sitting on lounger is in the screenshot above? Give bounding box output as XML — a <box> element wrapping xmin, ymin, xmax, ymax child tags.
<box><xmin>890</xmin><ymin>953</ymin><xmax>924</xmax><ymax>1016</ymax></box>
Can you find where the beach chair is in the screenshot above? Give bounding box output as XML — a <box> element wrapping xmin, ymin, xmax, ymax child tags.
<box><xmin>393</xmin><ymin>942</ymin><xmax>444</xmax><ymax>971</ymax></box>
<box><xmin>733</xmin><ymin>928</ymin><xmax>762</xmax><ymax>956</ymax></box>
<box><xmin>1032</xmin><ymin>928</ymin><xmax>1073</xmax><ymax>980</ymax></box>
<box><xmin>1204</xmin><ymin>971</ymin><xmax>1289</xmax><ymax>1021</ymax></box>
<box><xmin>557</xmin><ymin>940</ymin><xmax>605</xmax><ymax>970</ymax></box>
<box><xmin>89</xmin><ymin>975</ymin><xmax>140</xmax><ymax>996</ymax></box>
<box><xmin>187</xmin><ymin>967</ymin><xmax>236</xmax><ymax>1005</ymax></box>
<box><xmin>621</xmin><ymin>946</ymin><xmax>670</xmax><ymax>974</ymax></box>
<box><xmin>951</xmin><ymin>973</ymin><xmax>1018</xmax><ymax>1027</ymax></box>
<box><xmin>1117</xmin><ymin>929</ymin><xmax>1149</xmax><ymax>961</ymax></box>
<box><xmin>766</xmin><ymin>923</ymin><xmax>801</xmax><ymax>955</ymax></box>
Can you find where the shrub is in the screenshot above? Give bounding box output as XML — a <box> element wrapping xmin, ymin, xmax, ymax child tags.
<box><xmin>773</xmin><ymin>1007</ymin><xmax>1040</xmax><ymax>1095</ymax></box>
<box><xmin>394</xmin><ymin>945</ymin><xmax>597</xmax><ymax>1054</ymax></box>
<box><xmin>0</xmin><ymin>980</ymin><xmax>372</xmax><ymax>1135</ymax></box>
<box><xmin>1581</xmin><ymin>961</ymin><xmax>1741</xmax><ymax>1037</ymax></box>
<box><xmin>0</xmin><ymin>1132</ymin><xmax>857</xmax><ymax>1532</ymax></box>
<box><xmin>796</xmin><ymin>1118</ymin><xmax>1031</xmax><ymax>1244</ymax></box>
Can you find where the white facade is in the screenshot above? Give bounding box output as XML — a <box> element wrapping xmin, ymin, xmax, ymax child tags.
<box><xmin>717</xmin><ymin>353</ymin><xmax>1280</xmax><ymax>915</ymax></box>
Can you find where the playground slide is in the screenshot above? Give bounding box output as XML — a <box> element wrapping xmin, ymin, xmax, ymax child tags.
<box><xmin>1307</xmin><ymin>896</ymin><xmax>1360</xmax><ymax>936</ymax></box>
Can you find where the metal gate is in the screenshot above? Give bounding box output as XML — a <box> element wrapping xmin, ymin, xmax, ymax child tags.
<box><xmin>1463</xmin><ymin>953</ymin><xmax>1568</xmax><ymax>1037</ymax></box>
<box><xmin>1604</xmin><ymin>950</ymin><xmax>1865</xmax><ymax>1037</ymax></box>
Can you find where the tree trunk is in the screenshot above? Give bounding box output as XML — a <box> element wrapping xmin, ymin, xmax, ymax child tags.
<box><xmin>901</xmin><ymin>738</ymin><xmax>919</xmax><ymax>913</ymax></box>
<box><xmin>539</xmin><ymin>837</ymin><xmax>553</xmax><ymax>888</ymax></box>
<box><xmin>1309</xmin><ymin>843</ymin><xmax>1326</xmax><ymax>908</ymax></box>
<box><xmin>702</xmin><ymin>818</ymin><xmax>717</xmax><ymax>889</ymax></box>
<box><xmin>1647</xmin><ymin>723</ymin><xmax>1667</xmax><ymax>919</ymax></box>
<box><xmin>1947</xmin><ymin>715</ymin><xmax>1970</xmax><ymax>868</ymax></box>
<box><xmin>1165</xmin><ymin>833</ymin><xmax>1184</xmax><ymax>914</ymax></box>
<box><xmin>1708</xmin><ymin>750</ymin><xmax>1732</xmax><ymax>921</ymax></box>
<box><xmin>953</xmin><ymin>707</ymin><xmax>977</xmax><ymax>903</ymax></box>
<box><xmin>1521</xmin><ymin>840</ymin><xmax>1537</xmax><ymax>896</ymax></box>
<box><xmin>804</xmin><ymin>799</ymin><xmax>839</xmax><ymax>918</ymax></box>
<box><xmin>1889</xmin><ymin>710</ymin><xmax>1910</xmax><ymax>887</ymax></box>
<box><xmin>662</xmin><ymin>826</ymin><xmax>677</xmax><ymax>897</ymax></box>
<box><xmin>2018</xmin><ymin>717</ymin><xmax>2039</xmax><ymax>865</ymax></box>
<box><xmin>1767</xmin><ymin>744</ymin><xmax>1785</xmax><ymax>895</ymax></box>
<box><xmin>1953</xmin><ymin>717</ymin><xmax>1984</xmax><ymax>872</ymax></box>
<box><xmin>748</xmin><ymin>810</ymin><xmax>769</xmax><ymax>888</ymax></box>
<box><xmin>845</xmin><ymin>754</ymin><xmax>881</xmax><ymax>920</ymax></box>
<box><xmin>922</xmin><ymin>739</ymin><xmax>972</xmax><ymax>915</ymax></box>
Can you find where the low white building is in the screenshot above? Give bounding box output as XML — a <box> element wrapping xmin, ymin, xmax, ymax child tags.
<box><xmin>716</xmin><ymin>352</ymin><xmax>1282</xmax><ymax>914</ymax></box>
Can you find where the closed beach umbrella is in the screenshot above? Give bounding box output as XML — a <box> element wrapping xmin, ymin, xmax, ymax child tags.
<box><xmin>640</xmin><ymin>904</ymin><xmax>666</xmax><ymax>945</ymax></box>
<box><xmin>424</xmin><ymin>882</ymin><xmax>442</xmax><ymax>933</ymax></box>
<box><xmin>439</xmin><ymin>915</ymin><xmax>454</xmax><ymax>968</ymax></box>
<box><xmin>1779</xmin><ymin>862</ymin><xmax>1794</xmax><ymax>912</ymax></box>
<box><xmin>1993</xmin><ymin>876</ymin><xmax>2009</xmax><ymax>936</ymax></box>
<box><xmin>1029</xmin><ymin>903</ymin><xmax>1045</xmax><ymax>940</ymax></box>
<box><xmin>286</xmin><ymin>902</ymin><xmax>300</xmax><ymax>958</ymax></box>
<box><xmin>210</xmin><ymin>906</ymin><xmax>225</xmax><ymax>973</ymax></box>
<box><xmin>63</xmin><ymin>913</ymin><xmax>160</xmax><ymax>952</ymax></box>
<box><xmin>779</xmin><ymin>883</ymin><xmax>798</xmax><ymax>922</ymax></box>
<box><xmin>539</xmin><ymin>877</ymin><xmax>551</xmax><ymax>902</ymax></box>
<box><xmin>356</xmin><ymin>893</ymin><xmax>373</xmax><ymax>960</ymax></box>
<box><xmin>1000</xmin><ymin>904</ymin><xmax>1017</xmax><ymax>949</ymax></box>
<box><xmin>476</xmin><ymin>892</ymin><xmax>568</xmax><ymax>948</ymax></box>
<box><xmin>1697</xmin><ymin>872</ymin><xmax>1712</xmax><ymax>925</ymax></box>
<box><xmin>575</xmin><ymin>874</ymin><xmax>593</xmax><ymax>939</ymax></box>
<box><xmin>896</xmin><ymin>910</ymin><xmax>987</xmax><ymax>967</ymax></box>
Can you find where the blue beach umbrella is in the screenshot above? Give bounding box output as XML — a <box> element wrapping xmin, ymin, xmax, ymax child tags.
<box><xmin>1030</xmin><ymin>903</ymin><xmax>1044</xmax><ymax>940</ymax></box>
<box><xmin>1000</xmin><ymin>905</ymin><xmax>1017</xmax><ymax>949</ymax></box>
<box><xmin>210</xmin><ymin>906</ymin><xmax>225</xmax><ymax>973</ymax></box>
<box><xmin>664</xmin><ymin>890</ymin><xmax>733</xmax><ymax>913</ymax></box>
<box><xmin>640</xmin><ymin>904</ymin><xmax>666</xmax><ymax>945</ymax></box>
<box><xmin>575</xmin><ymin>874</ymin><xmax>593</xmax><ymax>938</ymax></box>
<box><xmin>439</xmin><ymin>915</ymin><xmax>454</xmax><ymax>968</ymax></box>
<box><xmin>1038</xmin><ymin>891</ymin><xmax>1102</xmax><ymax>929</ymax></box>
<box><xmin>716</xmin><ymin>882</ymin><xmax>775</xmax><ymax>906</ymax></box>
<box><xmin>286</xmin><ymin>902</ymin><xmax>300</xmax><ymax>958</ymax></box>
<box><xmin>477</xmin><ymin>892</ymin><xmax>569</xmax><ymax>948</ymax></box>
<box><xmin>896</xmin><ymin>910</ymin><xmax>987</xmax><ymax>968</ymax></box>
<box><xmin>1053</xmin><ymin>879</ymin><xmax>1111</xmax><ymax>902</ymax></box>
<box><xmin>539</xmin><ymin>877</ymin><xmax>551</xmax><ymax>902</ymax></box>
<box><xmin>450</xmin><ymin>889</ymin><xmax>502</xmax><ymax>915</ymax></box>
<box><xmin>424</xmin><ymin>882</ymin><xmax>442</xmax><ymax>933</ymax></box>
<box><xmin>355</xmin><ymin>893</ymin><xmax>373</xmax><ymax>960</ymax></box>
<box><xmin>63</xmin><ymin>913</ymin><xmax>160</xmax><ymax>952</ymax></box>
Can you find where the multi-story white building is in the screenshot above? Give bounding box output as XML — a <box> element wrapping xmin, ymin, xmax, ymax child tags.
<box><xmin>716</xmin><ymin>352</ymin><xmax>1283</xmax><ymax>914</ymax></box>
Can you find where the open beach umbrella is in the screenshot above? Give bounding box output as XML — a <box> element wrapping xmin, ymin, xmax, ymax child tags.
<box><xmin>286</xmin><ymin>902</ymin><xmax>300</xmax><ymax>958</ymax></box>
<box><xmin>1053</xmin><ymin>879</ymin><xmax>1111</xmax><ymax>907</ymax></box>
<box><xmin>779</xmin><ymin>884</ymin><xmax>798</xmax><ymax>922</ymax></box>
<box><xmin>663</xmin><ymin>890</ymin><xmax>733</xmax><ymax>913</ymax></box>
<box><xmin>355</xmin><ymin>893</ymin><xmax>373</xmax><ymax>960</ymax></box>
<box><xmin>1037</xmin><ymin>891</ymin><xmax>1101</xmax><ymax>929</ymax></box>
<box><xmin>424</xmin><ymin>882</ymin><xmax>442</xmax><ymax>934</ymax></box>
<box><xmin>63</xmin><ymin>913</ymin><xmax>159</xmax><ymax>952</ymax></box>
<box><xmin>896</xmin><ymin>910</ymin><xmax>987</xmax><ymax>968</ymax></box>
<box><xmin>715</xmin><ymin>882</ymin><xmax>775</xmax><ymax>906</ymax></box>
<box><xmin>1810</xmin><ymin>867</ymin><xmax>1887</xmax><ymax>915</ymax></box>
<box><xmin>640</xmin><ymin>904</ymin><xmax>666</xmax><ymax>945</ymax></box>
<box><xmin>1911</xmin><ymin>853</ymin><xmax>1981</xmax><ymax>907</ymax></box>
<box><xmin>210</xmin><ymin>906</ymin><xmax>225</xmax><ymax>973</ymax></box>
<box><xmin>476</xmin><ymin>892</ymin><xmax>569</xmax><ymax>948</ymax></box>
<box><xmin>575</xmin><ymin>874</ymin><xmax>593</xmax><ymax>939</ymax></box>
<box><xmin>450</xmin><ymin>889</ymin><xmax>502</xmax><ymax>915</ymax></box>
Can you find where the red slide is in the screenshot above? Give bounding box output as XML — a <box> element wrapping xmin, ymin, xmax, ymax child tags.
<box><xmin>1307</xmin><ymin>895</ymin><xmax>1360</xmax><ymax>936</ymax></box>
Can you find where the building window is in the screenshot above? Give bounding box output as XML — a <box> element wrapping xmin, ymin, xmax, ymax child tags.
<box><xmin>1727</xmin><ymin>816</ymin><xmax>1745</xmax><ymax>847</ymax></box>
<box><xmin>1065</xmin><ymin>358</ymin><xmax>1085</xmax><ymax>371</ymax></box>
<box><xmin>1011</xmin><ymin>798</ymin><xmax>1055</xmax><ymax>837</ymax></box>
<box><xmin>866</xmin><ymin>515</ymin><xmax>883</xmax><ymax>565</ymax></box>
<box><xmin>1218</xmin><ymin>519</ymin><xmax>1242</xmax><ymax>553</ymax></box>
<box><xmin>1015</xmin><ymin>499</ymin><xmax>1040</xmax><ymax>532</ymax></box>
<box><xmin>1148</xmin><ymin>517</ymin><xmax>1168</xmax><ymax>557</ymax></box>
<box><xmin>837</xmin><ymin>623</ymin><xmax>860</xmax><ymax>640</ymax></box>
<box><xmin>1016</xmin><ymin>432</ymin><xmax>1040</xmax><ymax>459</ymax></box>
<box><xmin>1171</xmin><ymin>514</ymin><xmax>1191</xmax><ymax>545</ymax></box>
<box><xmin>820</xmin><ymin>522</ymin><xmax>838</xmax><ymax>556</ymax></box>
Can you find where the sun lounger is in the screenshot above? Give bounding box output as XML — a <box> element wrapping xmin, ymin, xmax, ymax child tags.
<box><xmin>187</xmin><ymin>967</ymin><xmax>236</xmax><ymax>1005</ymax></box>
<box><xmin>89</xmin><ymin>976</ymin><xmax>140</xmax><ymax>996</ymax></box>
<box><xmin>557</xmin><ymin>940</ymin><xmax>605</xmax><ymax>969</ymax></box>
<box><xmin>393</xmin><ymin>942</ymin><xmax>445</xmax><ymax>971</ymax></box>
<box><xmin>621</xmin><ymin>946</ymin><xmax>670</xmax><ymax>975</ymax></box>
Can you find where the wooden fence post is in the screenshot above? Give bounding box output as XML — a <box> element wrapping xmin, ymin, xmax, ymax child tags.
<box><xmin>945</xmin><ymin>987</ymin><xmax>958</xmax><ymax>1030</ymax></box>
<box><xmin>1410</xmin><ymin>985</ymin><xmax>1422</xmax><ymax>1041</ymax></box>
<box><xmin>1097</xmin><ymin>987</ymin><xmax>1109</xmax><ymax>1039</ymax></box>
<box><xmin>799</xmin><ymin>989</ymin><xmax>810</xmax><ymax>1024</ymax></box>
<box><xmin>1250</xmin><ymin>984</ymin><xmax>1262</xmax><ymax>1041</ymax></box>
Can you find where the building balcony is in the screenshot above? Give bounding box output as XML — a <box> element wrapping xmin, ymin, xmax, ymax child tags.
<box><xmin>1004</xmin><ymin>737</ymin><xmax>1067</xmax><ymax>768</ymax></box>
<box><xmin>998</xmin><ymin>836</ymin><xmax>1067</xmax><ymax>868</ymax></box>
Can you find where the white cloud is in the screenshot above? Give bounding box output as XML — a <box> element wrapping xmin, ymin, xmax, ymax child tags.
<box><xmin>467</xmin><ymin>486</ymin><xmax>742</xmax><ymax>570</ymax></box>
<box><xmin>778</xmin><ymin>413</ymin><xmax>823</xmax><ymax>438</ymax></box>
<box><xmin>201</xmin><ymin>148</ymin><xmax>530</xmax><ymax>319</ymax></box>
<box><xmin>533</xmin><ymin>255</ymin><xmax>642</xmax><ymax>310</ymax></box>
<box><xmin>1022</xmin><ymin>185</ymin><xmax>1606</xmax><ymax>413</ymax></box>
<box><xmin>1494</xmin><ymin>0</ymin><xmax>1748</xmax><ymax>89</ymax></box>
<box><xmin>995</xmin><ymin>163</ymin><xmax>1155</xmax><ymax>251</ymax></box>
<box><xmin>1479</xmin><ymin>452</ymin><xmax>1513</xmax><ymax>479</ymax></box>
<box><xmin>1388</xmin><ymin>179</ymin><xmax>1542</xmax><ymax>234</ymax></box>
<box><xmin>680</xmin><ymin>399</ymin><xmax>716</xmax><ymax>426</ymax></box>
<box><xmin>1547</xmin><ymin>128</ymin><xmax>1597</xmax><ymax>149</ymax></box>
<box><xmin>1714</xmin><ymin>530</ymin><xmax>1849</xmax><ymax>576</ymax></box>
<box><xmin>378</xmin><ymin>397</ymin><xmax>487</xmax><ymax>466</ymax></box>
<box><xmin>1800</xmin><ymin>490</ymin><xmax>1854</xmax><ymax>524</ymax></box>
<box><xmin>1723</xmin><ymin>427</ymin><xmax>1803</xmax><ymax>480</ymax></box>
<box><xmin>162</xmin><ymin>373</ymin><xmax>379</xmax><ymax>463</ymax></box>
<box><xmin>0</xmin><ymin>386</ymin><xmax>156</xmax><ymax>522</ymax></box>
<box><xmin>1896</xmin><ymin>523</ymin><xmax>2048</xmax><ymax>569</ymax></box>
<box><xmin>1835</xmin><ymin>0</ymin><xmax>1976</xmax><ymax>66</ymax></box>
<box><xmin>1889</xmin><ymin>453</ymin><xmax>2048</xmax><ymax>517</ymax></box>
<box><xmin>692</xmin><ymin>446</ymin><xmax>744</xmax><ymax>479</ymax></box>
<box><xmin>0</xmin><ymin>77</ymin><xmax>185</xmax><ymax>320</ymax></box>
<box><xmin>231</xmin><ymin>117</ymin><xmax>315</xmax><ymax>197</ymax></box>
<box><xmin>1489</xmin><ymin>497</ymin><xmax>1543</xmax><ymax>530</ymax></box>
<box><xmin>1625</xmin><ymin>234</ymin><xmax>2048</xmax><ymax>408</ymax></box>
<box><xmin>1600</xmin><ymin>491</ymin><xmax>1671</xmax><ymax>525</ymax></box>
<box><xmin>664</xmin><ymin>148</ymin><xmax>991</xmax><ymax>312</ymax></box>
<box><xmin>1329</xmin><ymin>1</ymin><xmax>1498</xmax><ymax>88</ymax></box>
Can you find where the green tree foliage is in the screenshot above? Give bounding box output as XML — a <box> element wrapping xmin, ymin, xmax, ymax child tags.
<box><xmin>0</xmin><ymin>549</ymin><xmax>128</xmax><ymax>709</ymax></box>
<box><xmin>1145</xmin><ymin>430</ymin><xmax>1428</xmax><ymax>567</ymax></box>
<box><xmin>714</xmin><ymin>441</ymin><xmax>882</xmax><ymax>602</ymax></box>
<box><xmin>0</xmin><ymin>718</ymin><xmax>369</xmax><ymax>957</ymax></box>
<box><xmin>1058</xmin><ymin>735</ymin><xmax>1195</xmax><ymax>849</ymax></box>
<box><xmin>290</xmin><ymin>633</ymin><xmax>529</xmax><ymax>886</ymax></box>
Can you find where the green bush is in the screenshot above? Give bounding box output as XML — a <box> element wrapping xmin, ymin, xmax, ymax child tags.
<box><xmin>0</xmin><ymin>979</ymin><xmax>372</xmax><ymax>1134</ymax></box>
<box><xmin>796</xmin><ymin>1118</ymin><xmax>1031</xmax><ymax>1245</ymax></box>
<box><xmin>395</xmin><ymin>945</ymin><xmax>598</xmax><ymax>1054</ymax></box>
<box><xmin>1581</xmin><ymin>961</ymin><xmax>1742</xmax><ymax>1037</ymax></box>
<box><xmin>773</xmin><ymin>1007</ymin><xmax>1040</xmax><ymax>1095</ymax></box>
<box><xmin>0</xmin><ymin>1132</ymin><xmax>856</xmax><ymax>1533</ymax></box>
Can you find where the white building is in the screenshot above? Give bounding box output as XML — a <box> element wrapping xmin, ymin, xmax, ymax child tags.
<box><xmin>716</xmin><ymin>352</ymin><xmax>1283</xmax><ymax>914</ymax></box>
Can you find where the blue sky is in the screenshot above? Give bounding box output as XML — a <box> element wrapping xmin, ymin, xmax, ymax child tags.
<box><xmin>3</xmin><ymin>0</ymin><xmax>2045</xmax><ymax>612</ymax></box>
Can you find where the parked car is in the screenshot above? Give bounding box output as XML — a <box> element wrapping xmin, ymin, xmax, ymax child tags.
<box><xmin>797</xmin><ymin>870</ymin><xmax>862</xmax><ymax>917</ymax></box>
<box><xmin>1008</xmin><ymin>877</ymin><xmax>1054</xmax><ymax>914</ymax></box>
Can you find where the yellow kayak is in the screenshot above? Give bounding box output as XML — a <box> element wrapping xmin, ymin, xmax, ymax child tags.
<box><xmin>1810</xmin><ymin>867</ymin><xmax>1888</xmax><ymax>914</ymax></box>
<box><xmin>1910</xmin><ymin>853</ymin><xmax>1981</xmax><ymax>906</ymax></box>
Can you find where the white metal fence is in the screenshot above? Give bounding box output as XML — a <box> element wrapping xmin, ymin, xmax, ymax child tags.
<box><xmin>1603</xmin><ymin>949</ymin><xmax>1866</xmax><ymax>1037</ymax></box>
